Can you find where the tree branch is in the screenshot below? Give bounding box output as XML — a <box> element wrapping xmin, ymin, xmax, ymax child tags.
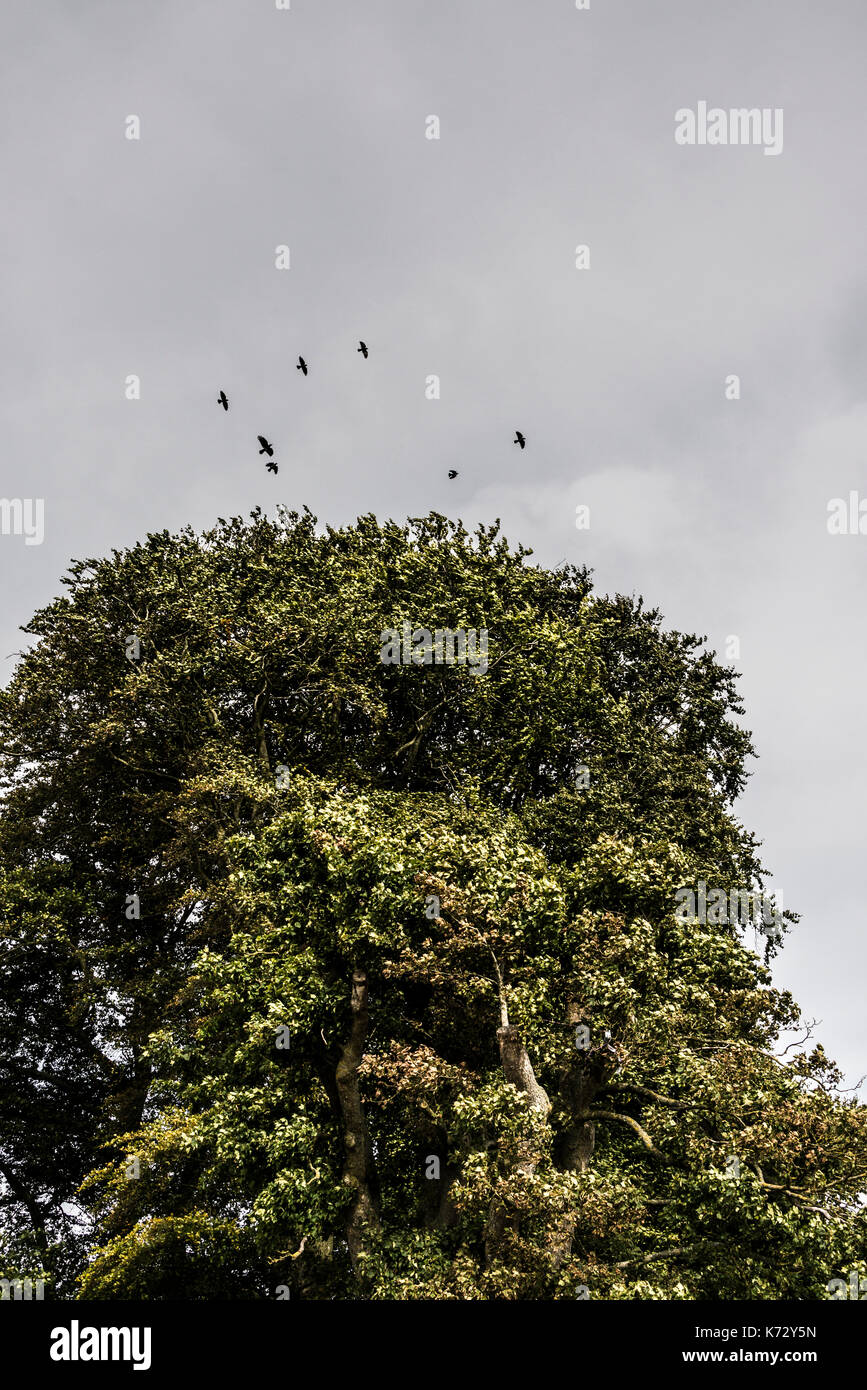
<box><xmin>601</xmin><ymin>1083</ymin><xmax>696</xmax><ymax>1110</ymax></box>
<box><xmin>582</xmin><ymin>1110</ymin><xmax>669</xmax><ymax>1161</ymax></box>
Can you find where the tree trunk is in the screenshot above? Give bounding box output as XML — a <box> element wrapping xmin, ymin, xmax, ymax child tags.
<box><xmin>496</xmin><ymin>1025</ymin><xmax>551</xmax><ymax>1123</ymax></box>
<box><xmin>335</xmin><ymin>966</ymin><xmax>379</xmax><ymax>1270</ymax></box>
<box><xmin>253</xmin><ymin>687</ymin><xmax>270</xmax><ymax>771</ymax></box>
<box><xmin>485</xmin><ymin>1024</ymin><xmax>551</xmax><ymax>1267</ymax></box>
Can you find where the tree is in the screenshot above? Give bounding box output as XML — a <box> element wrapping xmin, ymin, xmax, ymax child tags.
<box><xmin>1</xmin><ymin>508</ymin><xmax>862</xmax><ymax>1299</ymax></box>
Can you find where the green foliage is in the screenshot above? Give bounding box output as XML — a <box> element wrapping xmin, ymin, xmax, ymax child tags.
<box><xmin>0</xmin><ymin>509</ymin><xmax>862</xmax><ymax>1299</ymax></box>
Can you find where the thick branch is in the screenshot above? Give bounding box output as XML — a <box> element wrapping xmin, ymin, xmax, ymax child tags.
<box><xmin>601</xmin><ymin>1083</ymin><xmax>696</xmax><ymax>1110</ymax></box>
<box><xmin>497</xmin><ymin>1026</ymin><xmax>550</xmax><ymax>1118</ymax></box>
<box><xmin>582</xmin><ymin>1110</ymin><xmax>669</xmax><ymax>1162</ymax></box>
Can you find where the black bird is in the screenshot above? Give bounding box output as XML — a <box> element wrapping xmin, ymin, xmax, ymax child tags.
<box><xmin>514</xmin><ymin>431</ymin><xmax>526</xmax><ymax>449</ymax></box>
<box><xmin>266</xmin><ymin>460</ymin><xmax>278</xmax><ymax>475</ymax></box>
<box><xmin>448</xmin><ymin>470</ymin><xmax>458</xmax><ymax>479</ymax></box>
<box><xmin>217</xmin><ymin>391</ymin><xmax>229</xmax><ymax>411</ymax></box>
<box><xmin>257</xmin><ymin>435</ymin><xmax>274</xmax><ymax>458</ymax></box>
<box><xmin>296</xmin><ymin>357</ymin><xmax>308</xmax><ymax>376</ymax></box>
<box><xmin>357</xmin><ymin>341</ymin><xmax>368</xmax><ymax>358</ymax></box>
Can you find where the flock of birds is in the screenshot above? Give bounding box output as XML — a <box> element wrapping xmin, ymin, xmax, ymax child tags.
<box><xmin>216</xmin><ymin>343</ymin><xmax>527</xmax><ymax>477</ymax></box>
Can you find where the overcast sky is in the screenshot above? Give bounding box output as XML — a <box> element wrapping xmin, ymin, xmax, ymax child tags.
<box><xmin>2</xmin><ymin>0</ymin><xmax>865</xmax><ymax>1087</ymax></box>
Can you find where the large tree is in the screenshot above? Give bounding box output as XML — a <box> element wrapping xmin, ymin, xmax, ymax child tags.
<box><xmin>1</xmin><ymin>508</ymin><xmax>863</xmax><ymax>1298</ymax></box>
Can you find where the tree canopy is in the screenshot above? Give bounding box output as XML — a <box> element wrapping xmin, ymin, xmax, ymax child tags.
<box><xmin>1</xmin><ymin>508</ymin><xmax>863</xmax><ymax>1299</ymax></box>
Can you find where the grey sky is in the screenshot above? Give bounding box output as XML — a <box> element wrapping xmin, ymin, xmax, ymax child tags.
<box><xmin>2</xmin><ymin>0</ymin><xmax>865</xmax><ymax>1085</ymax></box>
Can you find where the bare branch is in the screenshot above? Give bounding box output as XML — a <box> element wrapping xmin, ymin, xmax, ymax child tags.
<box><xmin>582</xmin><ymin>1110</ymin><xmax>668</xmax><ymax>1162</ymax></box>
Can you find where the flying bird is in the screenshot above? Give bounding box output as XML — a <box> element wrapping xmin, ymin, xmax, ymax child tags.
<box><xmin>217</xmin><ymin>391</ymin><xmax>229</xmax><ymax>411</ymax></box>
<box><xmin>514</xmin><ymin>431</ymin><xmax>526</xmax><ymax>449</ymax></box>
<box><xmin>448</xmin><ymin>470</ymin><xmax>458</xmax><ymax>479</ymax></box>
<box><xmin>357</xmin><ymin>341</ymin><xmax>368</xmax><ymax>358</ymax></box>
<box><xmin>257</xmin><ymin>436</ymin><xmax>274</xmax><ymax>458</ymax></box>
<box><xmin>296</xmin><ymin>357</ymin><xmax>308</xmax><ymax>376</ymax></box>
<box><xmin>266</xmin><ymin>460</ymin><xmax>278</xmax><ymax>475</ymax></box>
